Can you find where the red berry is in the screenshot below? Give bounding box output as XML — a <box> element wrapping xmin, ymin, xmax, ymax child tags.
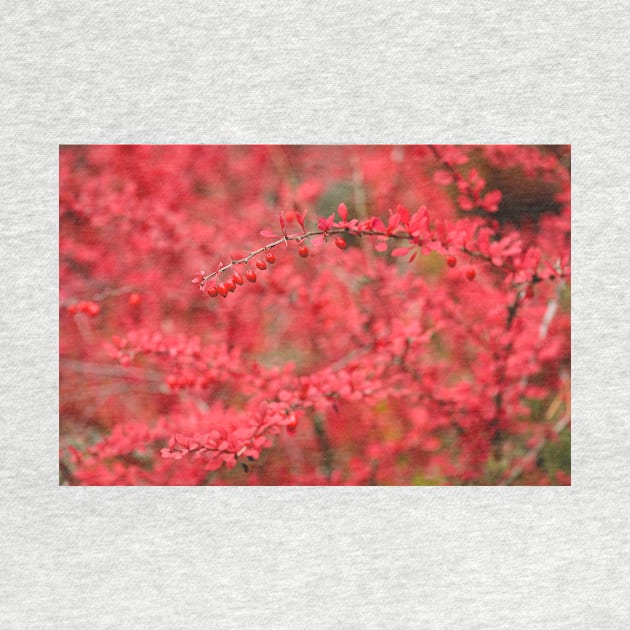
<box><xmin>128</xmin><ymin>292</ymin><xmax>141</xmax><ymax>305</ymax></box>
<box><xmin>265</xmin><ymin>252</ymin><xmax>276</xmax><ymax>264</ymax></box>
<box><xmin>256</xmin><ymin>259</ymin><xmax>267</xmax><ymax>270</ymax></box>
<box><xmin>67</xmin><ymin>304</ymin><xmax>78</xmax><ymax>315</ymax></box>
<box><xmin>298</xmin><ymin>245</ymin><xmax>309</xmax><ymax>258</ymax></box>
<box><xmin>232</xmin><ymin>271</ymin><xmax>243</xmax><ymax>286</ymax></box>
<box><xmin>245</xmin><ymin>270</ymin><xmax>257</xmax><ymax>282</ymax></box>
<box><xmin>286</xmin><ymin>415</ymin><xmax>299</xmax><ymax>432</ymax></box>
<box><xmin>216</xmin><ymin>282</ymin><xmax>228</xmax><ymax>297</ymax></box>
<box><xmin>225</xmin><ymin>279</ymin><xmax>236</xmax><ymax>292</ymax></box>
<box><xmin>335</xmin><ymin>237</ymin><xmax>347</xmax><ymax>250</ymax></box>
<box><xmin>86</xmin><ymin>302</ymin><xmax>100</xmax><ymax>316</ymax></box>
<box><xmin>446</xmin><ymin>256</ymin><xmax>457</xmax><ymax>268</ymax></box>
<box><xmin>206</xmin><ymin>285</ymin><xmax>218</xmax><ymax>297</ymax></box>
<box><xmin>465</xmin><ymin>267</ymin><xmax>476</xmax><ymax>281</ymax></box>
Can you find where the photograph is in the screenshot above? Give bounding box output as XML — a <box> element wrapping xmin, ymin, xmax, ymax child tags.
<box><xmin>59</xmin><ymin>144</ymin><xmax>571</xmax><ymax>485</ymax></box>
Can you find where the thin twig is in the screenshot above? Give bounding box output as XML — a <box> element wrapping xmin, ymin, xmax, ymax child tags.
<box><xmin>202</xmin><ymin>227</ymin><xmax>409</xmax><ymax>282</ymax></box>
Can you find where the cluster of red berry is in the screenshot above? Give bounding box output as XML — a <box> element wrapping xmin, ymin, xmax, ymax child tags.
<box><xmin>66</xmin><ymin>300</ymin><xmax>100</xmax><ymax>316</ymax></box>
<box><xmin>202</xmin><ymin>241</ymin><xmax>347</xmax><ymax>299</ymax></box>
<box><xmin>204</xmin><ymin>252</ymin><xmax>278</xmax><ymax>298</ymax></box>
<box><xmin>445</xmin><ymin>255</ymin><xmax>475</xmax><ymax>280</ymax></box>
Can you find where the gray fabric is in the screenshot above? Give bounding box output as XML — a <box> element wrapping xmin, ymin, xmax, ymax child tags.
<box><xmin>2</xmin><ymin>1</ymin><xmax>628</xmax><ymax>627</ymax></box>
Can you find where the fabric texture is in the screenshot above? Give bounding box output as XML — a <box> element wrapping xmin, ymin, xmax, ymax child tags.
<box><xmin>1</xmin><ymin>1</ymin><xmax>628</xmax><ymax>627</ymax></box>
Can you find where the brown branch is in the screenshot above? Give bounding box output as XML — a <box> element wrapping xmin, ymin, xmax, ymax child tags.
<box><xmin>202</xmin><ymin>227</ymin><xmax>409</xmax><ymax>282</ymax></box>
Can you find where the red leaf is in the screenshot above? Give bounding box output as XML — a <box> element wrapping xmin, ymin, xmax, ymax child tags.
<box><xmin>191</xmin><ymin>270</ymin><xmax>205</xmax><ymax>284</ymax></box>
<box><xmin>433</xmin><ymin>170</ymin><xmax>454</xmax><ymax>186</ymax></box>
<box><xmin>391</xmin><ymin>246</ymin><xmax>412</xmax><ymax>257</ymax></box>
<box><xmin>296</xmin><ymin>210</ymin><xmax>307</xmax><ymax>232</ymax></box>
<box><xmin>481</xmin><ymin>189</ymin><xmax>502</xmax><ymax>213</ymax></box>
<box><xmin>205</xmin><ymin>458</ymin><xmax>224</xmax><ymax>472</ymax></box>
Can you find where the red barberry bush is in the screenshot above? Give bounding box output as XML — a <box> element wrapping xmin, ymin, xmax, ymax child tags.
<box><xmin>59</xmin><ymin>145</ymin><xmax>570</xmax><ymax>485</ymax></box>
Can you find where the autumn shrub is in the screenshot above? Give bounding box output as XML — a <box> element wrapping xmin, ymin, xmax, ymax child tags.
<box><xmin>59</xmin><ymin>144</ymin><xmax>570</xmax><ymax>485</ymax></box>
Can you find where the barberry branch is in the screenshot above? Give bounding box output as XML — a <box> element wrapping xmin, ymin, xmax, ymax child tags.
<box><xmin>200</xmin><ymin>227</ymin><xmax>410</xmax><ymax>283</ymax></box>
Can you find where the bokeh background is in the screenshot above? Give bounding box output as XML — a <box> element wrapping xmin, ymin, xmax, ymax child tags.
<box><xmin>60</xmin><ymin>145</ymin><xmax>570</xmax><ymax>485</ymax></box>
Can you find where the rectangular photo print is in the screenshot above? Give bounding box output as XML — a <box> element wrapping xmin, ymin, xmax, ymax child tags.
<box><xmin>59</xmin><ymin>145</ymin><xmax>570</xmax><ymax>485</ymax></box>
